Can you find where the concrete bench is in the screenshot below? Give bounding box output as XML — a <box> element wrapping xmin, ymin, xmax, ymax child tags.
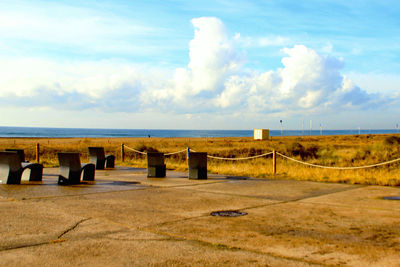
<box><xmin>88</xmin><ymin>147</ymin><xmax>115</xmax><ymax>170</ymax></box>
<box><xmin>5</xmin><ymin>149</ymin><xmax>28</xmax><ymax>162</ymax></box>
<box><xmin>147</xmin><ymin>152</ymin><xmax>166</xmax><ymax>178</ymax></box>
<box><xmin>57</xmin><ymin>152</ymin><xmax>95</xmax><ymax>185</ymax></box>
<box><xmin>0</xmin><ymin>151</ymin><xmax>43</xmax><ymax>184</ymax></box>
<box><xmin>188</xmin><ymin>152</ymin><xmax>207</xmax><ymax>179</ymax></box>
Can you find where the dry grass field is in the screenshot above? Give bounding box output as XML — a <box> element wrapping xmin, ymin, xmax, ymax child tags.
<box><xmin>1</xmin><ymin>134</ymin><xmax>400</xmax><ymax>186</ymax></box>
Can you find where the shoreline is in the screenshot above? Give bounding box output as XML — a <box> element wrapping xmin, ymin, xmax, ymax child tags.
<box><xmin>1</xmin><ymin>126</ymin><xmax>400</xmax><ymax>139</ymax></box>
<box><xmin>1</xmin><ymin>132</ymin><xmax>400</xmax><ymax>140</ymax></box>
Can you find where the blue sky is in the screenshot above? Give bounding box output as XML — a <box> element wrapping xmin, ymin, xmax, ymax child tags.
<box><xmin>1</xmin><ymin>0</ymin><xmax>400</xmax><ymax>130</ymax></box>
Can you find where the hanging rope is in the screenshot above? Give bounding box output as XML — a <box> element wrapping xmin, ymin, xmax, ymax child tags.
<box><xmin>123</xmin><ymin>145</ymin><xmax>147</xmax><ymax>155</ymax></box>
<box><xmin>276</xmin><ymin>152</ymin><xmax>400</xmax><ymax>170</ymax></box>
<box><xmin>164</xmin><ymin>149</ymin><xmax>187</xmax><ymax>156</ymax></box>
<box><xmin>122</xmin><ymin>145</ymin><xmax>400</xmax><ymax>169</ymax></box>
<box><xmin>206</xmin><ymin>152</ymin><xmax>273</xmax><ymax>160</ymax></box>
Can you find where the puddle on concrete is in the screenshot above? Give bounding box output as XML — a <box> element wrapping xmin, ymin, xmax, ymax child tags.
<box><xmin>382</xmin><ymin>196</ymin><xmax>400</xmax><ymax>200</ymax></box>
<box><xmin>109</xmin><ymin>181</ymin><xmax>140</xmax><ymax>186</ymax></box>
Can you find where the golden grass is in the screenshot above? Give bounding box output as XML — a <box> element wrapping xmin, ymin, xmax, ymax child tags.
<box><xmin>1</xmin><ymin>134</ymin><xmax>400</xmax><ymax>186</ymax></box>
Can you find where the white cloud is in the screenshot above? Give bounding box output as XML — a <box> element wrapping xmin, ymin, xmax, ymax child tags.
<box><xmin>141</xmin><ymin>17</ymin><xmax>244</xmax><ymax>111</ymax></box>
<box><xmin>213</xmin><ymin>44</ymin><xmax>379</xmax><ymax>113</ymax></box>
<box><xmin>0</xmin><ymin>16</ymin><xmax>396</xmax><ymax>125</ymax></box>
<box><xmin>165</xmin><ymin>16</ymin><xmax>243</xmax><ymax>102</ymax></box>
<box><xmin>189</xmin><ymin>17</ymin><xmax>242</xmax><ymax>93</ymax></box>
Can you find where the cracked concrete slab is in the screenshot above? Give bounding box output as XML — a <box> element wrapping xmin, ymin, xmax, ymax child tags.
<box><xmin>0</xmin><ymin>166</ymin><xmax>399</xmax><ymax>266</ymax></box>
<box><xmin>151</xmin><ymin>198</ymin><xmax>400</xmax><ymax>266</ymax></box>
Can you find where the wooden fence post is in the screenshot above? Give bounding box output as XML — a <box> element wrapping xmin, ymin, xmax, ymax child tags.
<box><xmin>272</xmin><ymin>149</ymin><xmax>276</xmax><ymax>175</ymax></box>
<box><xmin>36</xmin><ymin>143</ymin><xmax>40</xmax><ymax>163</ymax></box>
<box><xmin>121</xmin><ymin>143</ymin><xmax>125</xmax><ymax>162</ymax></box>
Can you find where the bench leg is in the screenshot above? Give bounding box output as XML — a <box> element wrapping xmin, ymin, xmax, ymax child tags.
<box><xmin>82</xmin><ymin>164</ymin><xmax>95</xmax><ymax>181</ymax></box>
<box><xmin>105</xmin><ymin>155</ymin><xmax>115</xmax><ymax>168</ymax></box>
<box><xmin>58</xmin><ymin>175</ymin><xmax>69</xmax><ymax>185</ymax></box>
<box><xmin>95</xmin><ymin>159</ymin><xmax>105</xmax><ymax>170</ymax></box>
<box><xmin>6</xmin><ymin>170</ymin><xmax>22</xmax><ymax>184</ymax></box>
<box><xmin>29</xmin><ymin>165</ymin><xmax>43</xmax><ymax>181</ymax></box>
<box><xmin>147</xmin><ymin>165</ymin><xmax>166</xmax><ymax>178</ymax></box>
<box><xmin>58</xmin><ymin>171</ymin><xmax>81</xmax><ymax>185</ymax></box>
<box><xmin>189</xmin><ymin>167</ymin><xmax>207</xmax><ymax>180</ymax></box>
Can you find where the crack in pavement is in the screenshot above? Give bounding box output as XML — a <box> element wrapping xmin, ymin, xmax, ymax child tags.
<box><xmin>0</xmin><ymin>218</ymin><xmax>91</xmax><ymax>252</ymax></box>
<box><xmin>58</xmin><ymin>218</ymin><xmax>91</xmax><ymax>239</ymax></box>
<box><xmin>0</xmin><ymin>241</ymin><xmax>52</xmax><ymax>252</ymax></box>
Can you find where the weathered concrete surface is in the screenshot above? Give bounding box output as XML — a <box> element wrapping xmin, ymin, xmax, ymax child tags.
<box><xmin>1</xmin><ymin>167</ymin><xmax>399</xmax><ymax>266</ymax></box>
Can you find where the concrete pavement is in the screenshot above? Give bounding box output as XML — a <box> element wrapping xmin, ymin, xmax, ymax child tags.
<box><xmin>1</xmin><ymin>167</ymin><xmax>400</xmax><ymax>266</ymax></box>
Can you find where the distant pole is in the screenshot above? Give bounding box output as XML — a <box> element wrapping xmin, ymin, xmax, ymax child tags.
<box><xmin>280</xmin><ymin>120</ymin><xmax>283</xmax><ymax>136</ymax></box>
<box><xmin>36</xmin><ymin>143</ymin><xmax>40</xmax><ymax>163</ymax></box>
<box><xmin>121</xmin><ymin>143</ymin><xmax>125</xmax><ymax>162</ymax></box>
<box><xmin>302</xmin><ymin>117</ymin><xmax>304</xmax><ymax>137</ymax></box>
<box><xmin>397</xmin><ymin>124</ymin><xmax>399</xmax><ymax>133</ymax></box>
<box><xmin>310</xmin><ymin>120</ymin><xmax>312</xmax><ymax>136</ymax></box>
<box><xmin>358</xmin><ymin>125</ymin><xmax>361</xmax><ymax>135</ymax></box>
<box><xmin>272</xmin><ymin>149</ymin><xmax>276</xmax><ymax>174</ymax></box>
<box><xmin>320</xmin><ymin>124</ymin><xmax>322</xmax><ymax>136</ymax></box>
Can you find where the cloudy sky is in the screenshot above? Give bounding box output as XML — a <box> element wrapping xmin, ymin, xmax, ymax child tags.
<box><xmin>1</xmin><ymin>0</ymin><xmax>400</xmax><ymax>130</ymax></box>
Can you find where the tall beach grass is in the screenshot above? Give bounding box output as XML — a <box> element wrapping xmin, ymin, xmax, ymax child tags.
<box><xmin>1</xmin><ymin>134</ymin><xmax>400</xmax><ymax>186</ymax></box>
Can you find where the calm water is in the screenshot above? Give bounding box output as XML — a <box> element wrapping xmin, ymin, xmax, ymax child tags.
<box><xmin>0</xmin><ymin>126</ymin><xmax>399</xmax><ymax>138</ymax></box>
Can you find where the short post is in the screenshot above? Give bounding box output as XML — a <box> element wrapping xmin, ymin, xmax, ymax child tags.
<box><xmin>36</xmin><ymin>143</ymin><xmax>40</xmax><ymax>163</ymax></box>
<box><xmin>121</xmin><ymin>143</ymin><xmax>125</xmax><ymax>162</ymax></box>
<box><xmin>272</xmin><ymin>149</ymin><xmax>276</xmax><ymax>175</ymax></box>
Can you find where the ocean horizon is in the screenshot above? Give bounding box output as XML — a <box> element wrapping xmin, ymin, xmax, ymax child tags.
<box><xmin>0</xmin><ymin>126</ymin><xmax>399</xmax><ymax>138</ymax></box>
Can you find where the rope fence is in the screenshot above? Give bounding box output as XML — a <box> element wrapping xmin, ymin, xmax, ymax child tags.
<box><xmin>123</xmin><ymin>145</ymin><xmax>147</xmax><ymax>155</ymax></box>
<box><xmin>205</xmin><ymin>152</ymin><xmax>273</xmax><ymax>161</ymax></box>
<box><xmin>188</xmin><ymin>148</ymin><xmax>273</xmax><ymax>160</ymax></box>
<box><xmin>6</xmin><ymin>142</ymin><xmax>400</xmax><ymax>172</ymax></box>
<box><xmin>165</xmin><ymin>149</ymin><xmax>188</xmax><ymax>156</ymax></box>
<box><xmin>122</xmin><ymin>144</ymin><xmax>400</xmax><ymax>171</ymax></box>
<box><xmin>276</xmin><ymin>152</ymin><xmax>400</xmax><ymax>170</ymax></box>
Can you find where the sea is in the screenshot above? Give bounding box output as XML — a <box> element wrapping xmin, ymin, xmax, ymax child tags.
<box><xmin>0</xmin><ymin>126</ymin><xmax>399</xmax><ymax>138</ymax></box>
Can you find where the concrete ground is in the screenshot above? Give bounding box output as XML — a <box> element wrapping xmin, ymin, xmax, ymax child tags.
<box><xmin>1</xmin><ymin>167</ymin><xmax>400</xmax><ymax>266</ymax></box>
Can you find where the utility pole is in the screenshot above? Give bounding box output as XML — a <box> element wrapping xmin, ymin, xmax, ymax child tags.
<box><xmin>280</xmin><ymin>120</ymin><xmax>283</xmax><ymax>136</ymax></box>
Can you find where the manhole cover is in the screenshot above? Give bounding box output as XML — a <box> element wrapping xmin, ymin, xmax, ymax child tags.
<box><xmin>210</xmin><ymin>210</ymin><xmax>248</xmax><ymax>217</ymax></box>
<box><xmin>383</xmin><ymin>196</ymin><xmax>400</xmax><ymax>200</ymax></box>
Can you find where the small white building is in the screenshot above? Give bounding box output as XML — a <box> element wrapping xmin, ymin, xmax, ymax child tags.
<box><xmin>254</xmin><ymin>129</ymin><xmax>269</xmax><ymax>140</ymax></box>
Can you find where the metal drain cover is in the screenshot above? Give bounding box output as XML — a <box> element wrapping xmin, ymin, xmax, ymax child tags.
<box><xmin>383</xmin><ymin>196</ymin><xmax>400</xmax><ymax>200</ymax></box>
<box><xmin>210</xmin><ymin>210</ymin><xmax>248</xmax><ymax>217</ymax></box>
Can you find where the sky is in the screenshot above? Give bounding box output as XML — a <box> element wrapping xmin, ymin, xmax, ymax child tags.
<box><xmin>1</xmin><ymin>0</ymin><xmax>400</xmax><ymax>130</ymax></box>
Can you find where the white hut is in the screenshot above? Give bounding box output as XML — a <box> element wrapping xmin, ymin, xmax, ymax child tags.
<box><xmin>254</xmin><ymin>129</ymin><xmax>269</xmax><ymax>140</ymax></box>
